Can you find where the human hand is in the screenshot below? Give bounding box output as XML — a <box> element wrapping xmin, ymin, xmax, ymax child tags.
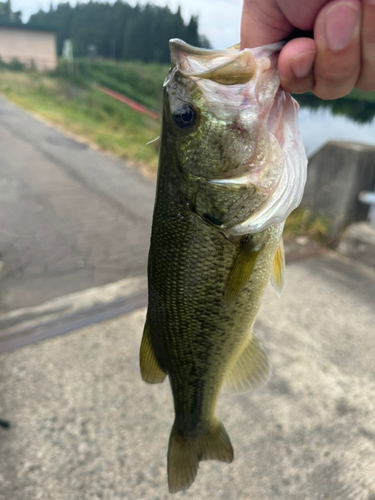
<box><xmin>241</xmin><ymin>0</ymin><xmax>375</xmax><ymax>99</ymax></box>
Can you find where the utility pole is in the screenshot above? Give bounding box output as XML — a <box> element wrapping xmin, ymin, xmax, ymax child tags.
<box><xmin>8</xmin><ymin>0</ymin><xmax>15</xmax><ymax>21</ymax></box>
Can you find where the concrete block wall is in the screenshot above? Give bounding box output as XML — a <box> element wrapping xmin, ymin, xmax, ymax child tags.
<box><xmin>302</xmin><ymin>141</ymin><xmax>375</xmax><ymax>244</ymax></box>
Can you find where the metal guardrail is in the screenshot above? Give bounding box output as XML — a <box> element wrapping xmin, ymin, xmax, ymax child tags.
<box><xmin>359</xmin><ymin>191</ymin><xmax>375</xmax><ymax>228</ymax></box>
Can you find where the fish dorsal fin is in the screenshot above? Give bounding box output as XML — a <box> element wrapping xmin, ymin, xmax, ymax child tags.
<box><xmin>223</xmin><ymin>333</ymin><xmax>270</xmax><ymax>393</ymax></box>
<box><xmin>140</xmin><ymin>320</ymin><xmax>167</xmax><ymax>384</ymax></box>
<box><xmin>224</xmin><ymin>238</ymin><xmax>263</xmax><ymax>305</ymax></box>
<box><xmin>270</xmin><ymin>239</ymin><xmax>285</xmax><ymax>297</ymax></box>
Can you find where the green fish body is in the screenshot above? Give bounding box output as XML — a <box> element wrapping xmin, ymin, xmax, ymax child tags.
<box><xmin>140</xmin><ymin>39</ymin><xmax>307</xmax><ymax>493</ymax></box>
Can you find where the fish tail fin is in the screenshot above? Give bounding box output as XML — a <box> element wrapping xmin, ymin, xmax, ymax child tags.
<box><xmin>167</xmin><ymin>418</ymin><xmax>234</xmax><ymax>493</ymax></box>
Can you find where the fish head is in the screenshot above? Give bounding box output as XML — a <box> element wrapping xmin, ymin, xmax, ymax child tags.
<box><xmin>162</xmin><ymin>39</ymin><xmax>307</xmax><ymax>235</ymax></box>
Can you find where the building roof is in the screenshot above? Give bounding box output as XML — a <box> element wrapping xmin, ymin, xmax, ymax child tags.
<box><xmin>0</xmin><ymin>21</ymin><xmax>58</xmax><ymax>33</ymax></box>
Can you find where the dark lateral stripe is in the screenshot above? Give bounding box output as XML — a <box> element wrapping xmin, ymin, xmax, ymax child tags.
<box><xmin>0</xmin><ymin>292</ymin><xmax>148</xmax><ymax>354</ymax></box>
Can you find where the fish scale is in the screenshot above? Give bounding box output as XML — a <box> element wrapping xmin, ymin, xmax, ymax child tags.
<box><xmin>146</xmin><ymin>172</ymin><xmax>281</xmax><ymax>478</ymax></box>
<box><xmin>139</xmin><ymin>38</ymin><xmax>307</xmax><ymax>493</ymax></box>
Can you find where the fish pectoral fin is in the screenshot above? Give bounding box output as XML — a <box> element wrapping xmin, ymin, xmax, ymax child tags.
<box><xmin>270</xmin><ymin>238</ymin><xmax>285</xmax><ymax>297</ymax></box>
<box><xmin>223</xmin><ymin>333</ymin><xmax>270</xmax><ymax>393</ymax></box>
<box><xmin>168</xmin><ymin>418</ymin><xmax>233</xmax><ymax>493</ymax></box>
<box><xmin>224</xmin><ymin>238</ymin><xmax>262</xmax><ymax>305</ymax></box>
<box><xmin>139</xmin><ymin>320</ymin><xmax>167</xmax><ymax>384</ymax></box>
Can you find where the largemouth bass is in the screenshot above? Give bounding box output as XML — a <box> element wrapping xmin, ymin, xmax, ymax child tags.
<box><xmin>140</xmin><ymin>39</ymin><xmax>307</xmax><ymax>493</ymax></box>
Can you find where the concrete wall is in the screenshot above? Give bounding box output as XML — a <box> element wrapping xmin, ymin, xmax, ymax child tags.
<box><xmin>0</xmin><ymin>27</ymin><xmax>57</xmax><ymax>71</ymax></box>
<box><xmin>302</xmin><ymin>141</ymin><xmax>375</xmax><ymax>244</ymax></box>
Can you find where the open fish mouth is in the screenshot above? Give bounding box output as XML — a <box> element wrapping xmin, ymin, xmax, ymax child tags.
<box><xmin>168</xmin><ymin>38</ymin><xmax>284</xmax><ymax>85</ymax></box>
<box><xmin>166</xmin><ymin>38</ymin><xmax>307</xmax><ymax>235</ymax></box>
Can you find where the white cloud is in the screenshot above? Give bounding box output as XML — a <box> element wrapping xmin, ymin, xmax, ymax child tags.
<box><xmin>12</xmin><ymin>0</ymin><xmax>243</xmax><ymax>49</ymax></box>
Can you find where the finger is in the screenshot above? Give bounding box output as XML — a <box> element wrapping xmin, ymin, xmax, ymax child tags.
<box><xmin>356</xmin><ymin>0</ymin><xmax>375</xmax><ymax>90</ymax></box>
<box><xmin>312</xmin><ymin>0</ymin><xmax>361</xmax><ymax>99</ymax></box>
<box><xmin>240</xmin><ymin>0</ymin><xmax>331</xmax><ymax>49</ymax></box>
<box><xmin>240</xmin><ymin>0</ymin><xmax>291</xmax><ymax>49</ymax></box>
<box><xmin>278</xmin><ymin>38</ymin><xmax>316</xmax><ymax>93</ymax></box>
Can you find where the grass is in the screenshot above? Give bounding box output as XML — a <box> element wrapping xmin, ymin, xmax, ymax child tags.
<box><xmin>69</xmin><ymin>59</ymin><xmax>169</xmax><ymax>111</ymax></box>
<box><xmin>0</xmin><ymin>62</ymin><xmax>367</xmax><ymax>246</ymax></box>
<box><xmin>284</xmin><ymin>206</ymin><xmax>331</xmax><ymax>244</ymax></box>
<box><xmin>0</xmin><ymin>68</ymin><xmax>162</xmax><ymax>172</ymax></box>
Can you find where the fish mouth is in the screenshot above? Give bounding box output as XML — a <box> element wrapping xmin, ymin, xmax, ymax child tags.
<box><xmin>169</xmin><ymin>39</ymin><xmax>236</xmax><ymax>60</ymax></box>
<box><xmin>169</xmin><ymin>38</ymin><xmax>256</xmax><ymax>86</ymax></box>
<box><xmin>169</xmin><ymin>38</ymin><xmax>284</xmax><ymax>86</ymax></box>
<box><xmin>167</xmin><ymin>39</ymin><xmax>307</xmax><ymax>235</ymax></box>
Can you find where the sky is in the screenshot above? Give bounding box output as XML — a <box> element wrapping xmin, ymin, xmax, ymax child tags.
<box><xmin>12</xmin><ymin>0</ymin><xmax>243</xmax><ymax>49</ymax></box>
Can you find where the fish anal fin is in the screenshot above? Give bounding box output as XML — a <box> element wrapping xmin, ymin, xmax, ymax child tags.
<box><xmin>140</xmin><ymin>320</ymin><xmax>166</xmax><ymax>384</ymax></box>
<box><xmin>223</xmin><ymin>333</ymin><xmax>270</xmax><ymax>393</ymax></box>
<box><xmin>224</xmin><ymin>238</ymin><xmax>262</xmax><ymax>305</ymax></box>
<box><xmin>168</xmin><ymin>418</ymin><xmax>233</xmax><ymax>493</ymax></box>
<box><xmin>271</xmin><ymin>238</ymin><xmax>285</xmax><ymax>297</ymax></box>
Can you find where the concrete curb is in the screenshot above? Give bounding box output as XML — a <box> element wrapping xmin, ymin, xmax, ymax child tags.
<box><xmin>0</xmin><ymin>238</ymin><xmax>324</xmax><ymax>338</ymax></box>
<box><xmin>338</xmin><ymin>222</ymin><xmax>375</xmax><ymax>268</ymax></box>
<box><xmin>0</xmin><ymin>275</ymin><xmax>147</xmax><ymax>336</ymax></box>
<box><xmin>0</xmin><ymin>228</ymin><xmax>372</xmax><ymax>353</ymax></box>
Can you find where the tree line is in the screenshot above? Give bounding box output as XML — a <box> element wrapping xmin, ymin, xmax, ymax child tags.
<box><xmin>28</xmin><ymin>1</ymin><xmax>210</xmax><ymax>63</ymax></box>
<box><xmin>0</xmin><ymin>1</ymin><xmax>22</xmax><ymax>23</ymax></box>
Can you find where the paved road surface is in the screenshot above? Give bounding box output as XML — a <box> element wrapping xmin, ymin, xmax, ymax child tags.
<box><xmin>0</xmin><ymin>96</ymin><xmax>155</xmax><ymax>313</ymax></box>
<box><xmin>1</xmin><ymin>95</ymin><xmax>375</xmax><ymax>500</ymax></box>
<box><xmin>0</xmin><ymin>251</ymin><xmax>374</xmax><ymax>500</ymax></box>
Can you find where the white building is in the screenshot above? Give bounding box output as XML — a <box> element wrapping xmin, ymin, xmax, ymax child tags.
<box><xmin>0</xmin><ymin>21</ymin><xmax>57</xmax><ymax>71</ymax></box>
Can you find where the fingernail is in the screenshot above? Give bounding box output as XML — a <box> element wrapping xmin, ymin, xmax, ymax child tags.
<box><xmin>325</xmin><ymin>2</ymin><xmax>360</xmax><ymax>51</ymax></box>
<box><xmin>290</xmin><ymin>51</ymin><xmax>316</xmax><ymax>79</ymax></box>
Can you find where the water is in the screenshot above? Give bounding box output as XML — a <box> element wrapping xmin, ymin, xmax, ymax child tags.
<box><xmin>294</xmin><ymin>92</ymin><xmax>375</xmax><ymax>158</ymax></box>
<box><xmin>298</xmin><ymin>107</ymin><xmax>375</xmax><ymax>158</ymax></box>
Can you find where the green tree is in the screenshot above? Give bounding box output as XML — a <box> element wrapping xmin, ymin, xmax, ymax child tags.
<box><xmin>28</xmin><ymin>1</ymin><xmax>211</xmax><ymax>63</ymax></box>
<box><xmin>0</xmin><ymin>0</ymin><xmax>22</xmax><ymax>23</ymax></box>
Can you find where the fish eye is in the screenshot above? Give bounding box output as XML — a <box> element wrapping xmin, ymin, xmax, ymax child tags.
<box><xmin>173</xmin><ymin>104</ymin><xmax>197</xmax><ymax>129</ymax></box>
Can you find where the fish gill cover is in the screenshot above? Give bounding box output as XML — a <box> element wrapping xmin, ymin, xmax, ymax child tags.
<box><xmin>140</xmin><ymin>39</ymin><xmax>308</xmax><ymax>494</ymax></box>
<box><xmin>167</xmin><ymin>39</ymin><xmax>307</xmax><ymax>234</ymax></box>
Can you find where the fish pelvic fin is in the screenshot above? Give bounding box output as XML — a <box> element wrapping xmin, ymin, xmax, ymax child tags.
<box><xmin>223</xmin><ymin>333</ymin><xmax>270</xmax><ymax>393</ymax></box>
<box><xmin>167</xmin><ymin>418</ymin><xmax>234</xmax><ymax>494</ymax></box>
<box><xmin>270</xmin><ymin>238</ymin><xmax>285</xmax><ymax>297</ymax></box>
<box><xmin>224</xmin><ymin>238</ymin><xmax>263</xmax><ymax>306</ymax></box>
<box><xmin>139</xmin><ymin>319</ymin><xmax>167</xmax><ymax>384</ymax></box>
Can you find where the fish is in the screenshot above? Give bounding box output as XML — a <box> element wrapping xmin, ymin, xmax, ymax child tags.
<box><xmin>140</xmin><ymin>38</ymin><xmax>307</xmax><ymax>493</ymax></box>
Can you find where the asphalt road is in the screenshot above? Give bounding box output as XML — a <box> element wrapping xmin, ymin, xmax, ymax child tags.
<box><xmin>0</xmin><ymin>96</ymin><xmax>155</xmax><ymax>313</ymax></box>
<box><xmin>1</xmin><ymin>251</ymin><xmax>374</xmax><ymax>500</ymax></box>
<box><xmin>1</xmin><ymin>96</ymin><xmax>375</xmax><ymax>499</ymax></box>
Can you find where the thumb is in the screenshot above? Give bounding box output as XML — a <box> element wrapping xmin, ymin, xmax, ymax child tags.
<box><xmin>240</xmin><ymin>0</ymin><xmax>292</xmax><ymax>49</ymax></box>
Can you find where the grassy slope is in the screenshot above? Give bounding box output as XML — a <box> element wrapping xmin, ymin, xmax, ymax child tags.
<box><xmin>0</xmin><ymin>67</ymin><xmax>163</xmax><ymax>171</ymax></box>
<box><xmin>0</xmin><ymin>63</ymin><xmax>372</xmax><ymax>243</ymax></box>
<box><xmin>74</xmin><ymin>59</ymin><xmax>169</xmax><ymax>111</ymax></box>
<box><xmin>1</xmin><ymin>59</ymin><xmax>374</xmax><ymax>174</ymax></box>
